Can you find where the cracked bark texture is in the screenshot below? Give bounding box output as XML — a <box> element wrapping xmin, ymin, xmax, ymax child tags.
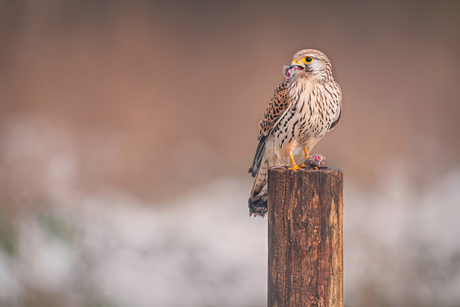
<box><xmin>268</xmin><ymin>167</ymin><xmax>343</xmax><ymax>307</ymax></box>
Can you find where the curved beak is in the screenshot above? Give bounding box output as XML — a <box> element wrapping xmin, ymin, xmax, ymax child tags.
<box><xmin>290</xmin><ymin>59</ymin><xmax>305</xmax><ymax>69</ymax></box>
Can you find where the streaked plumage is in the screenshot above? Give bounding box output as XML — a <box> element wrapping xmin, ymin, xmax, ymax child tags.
<box><xmin>248</xmin><ymin>49</ymin><xmax>342</xmax><ymax>217</ymax></box>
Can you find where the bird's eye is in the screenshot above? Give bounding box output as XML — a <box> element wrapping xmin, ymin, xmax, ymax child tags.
<box><xmin>302</xmin><ymin>56</ymin><xmax>313</xmax><ymax>64</ymax></box>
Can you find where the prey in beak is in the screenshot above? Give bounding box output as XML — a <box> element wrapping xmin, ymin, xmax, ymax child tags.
<box><xmin>284</xmin><ymin>59</ymin><xmax>305</xmax><ymax>79</ymax></box>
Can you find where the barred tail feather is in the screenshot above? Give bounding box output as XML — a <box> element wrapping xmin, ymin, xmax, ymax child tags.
<box><xmin>248</xmin><ymin>153</ymin><xmax>269</xmax><ymax>217</ymax></box>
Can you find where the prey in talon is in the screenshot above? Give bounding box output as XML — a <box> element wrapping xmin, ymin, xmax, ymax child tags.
<box><xmin>300</xmin><ymin>154</ymin><xmax>326</xmax><ymax>170</ymax></box>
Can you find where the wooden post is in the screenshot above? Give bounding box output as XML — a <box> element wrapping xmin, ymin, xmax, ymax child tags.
<box><xmin>267</xmin><ymin>166</ymin><xmax>343</xmax><ymax>307</ymax></box>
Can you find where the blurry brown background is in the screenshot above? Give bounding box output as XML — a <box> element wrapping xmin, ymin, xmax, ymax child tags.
<box><xmin>1</xmin><ymin>1</ymin><xmax>460</xmax><ymax>307</ymax></box>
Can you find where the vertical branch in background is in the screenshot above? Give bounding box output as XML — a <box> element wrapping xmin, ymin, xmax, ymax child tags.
<box><xmin>267</xmin><ymin>167</ymin><xmax>343</xmax><ymax>307</ymax></box>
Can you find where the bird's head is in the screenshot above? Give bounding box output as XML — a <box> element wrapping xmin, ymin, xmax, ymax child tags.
<box><xmin>283</xmin><ymin>49</ymin><xmax>332</xmax><ymax>81</ymax></box>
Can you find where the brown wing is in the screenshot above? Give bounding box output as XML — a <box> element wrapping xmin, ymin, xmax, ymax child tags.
<box><xmin>249</xmin><ymin>81</ymin><xmax>291</xmax><ymax>177</ymax></box>
<box><xmin>258</xmin><ymin>81</ymin><xmax>292</xmax><ymax>138</ymax></box>
<box><xmin>328</xmin><ymin>81</ymin><xmax>342</xmax><ymax>131</ymax></box>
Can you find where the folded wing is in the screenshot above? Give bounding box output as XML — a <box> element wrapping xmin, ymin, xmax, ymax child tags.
<box><xmin>249</xmin><ymin>81</ymin><xmax>292</xmax><ymax>177</ymax></box>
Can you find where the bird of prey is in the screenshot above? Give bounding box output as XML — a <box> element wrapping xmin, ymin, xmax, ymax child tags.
<box><xmin>248</xmin><ymin>49</ymin><xmax>342</xmax><ymax>217</ymax></box>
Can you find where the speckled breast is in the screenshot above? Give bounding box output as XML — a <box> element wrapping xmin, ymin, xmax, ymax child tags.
<box><xmin>273</xmin><ymin>81</ymin><xmax>340</xmax><ymax>151</ymax></box>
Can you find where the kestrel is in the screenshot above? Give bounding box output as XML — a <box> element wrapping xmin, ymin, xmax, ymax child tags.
<box><xmin>248</xmin><ymin>49</ymin><xmax>342</xmax><ymax>217</ymax></box>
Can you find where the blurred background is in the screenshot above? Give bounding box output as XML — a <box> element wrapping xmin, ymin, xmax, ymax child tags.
<box><xmin>1</xmin><ymin>0</ymin><xmax>460</xmax><ymax>306</ymax></box>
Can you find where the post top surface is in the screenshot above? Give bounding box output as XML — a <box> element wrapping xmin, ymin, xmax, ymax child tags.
<box><xmin>268</xmin><ymin>165</ymin><xmax>343</xmax><ymax>175</ymax></box>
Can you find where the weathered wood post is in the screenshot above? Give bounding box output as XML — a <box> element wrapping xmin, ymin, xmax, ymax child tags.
<box><xmin>267</xmin><ymin>166</ymin><xmax>343</xmax><ymax>307</ymax></box>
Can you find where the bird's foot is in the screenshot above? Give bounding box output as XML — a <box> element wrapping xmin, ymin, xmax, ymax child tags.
<box><xmin>289</xmin><ymin>154</ymin><xmax>301</xmax><ymax>170</ymax></box>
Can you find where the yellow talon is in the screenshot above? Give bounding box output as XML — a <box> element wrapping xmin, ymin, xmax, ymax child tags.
<box><xmin>304</xmin><ymin>149</ymin><xmax>309</xmax><ymax>160</ymax></box>
<box><xmin>289</xmin><ymin>154</ymin><xmax>301</xmax><ymax>170</ymax></box>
